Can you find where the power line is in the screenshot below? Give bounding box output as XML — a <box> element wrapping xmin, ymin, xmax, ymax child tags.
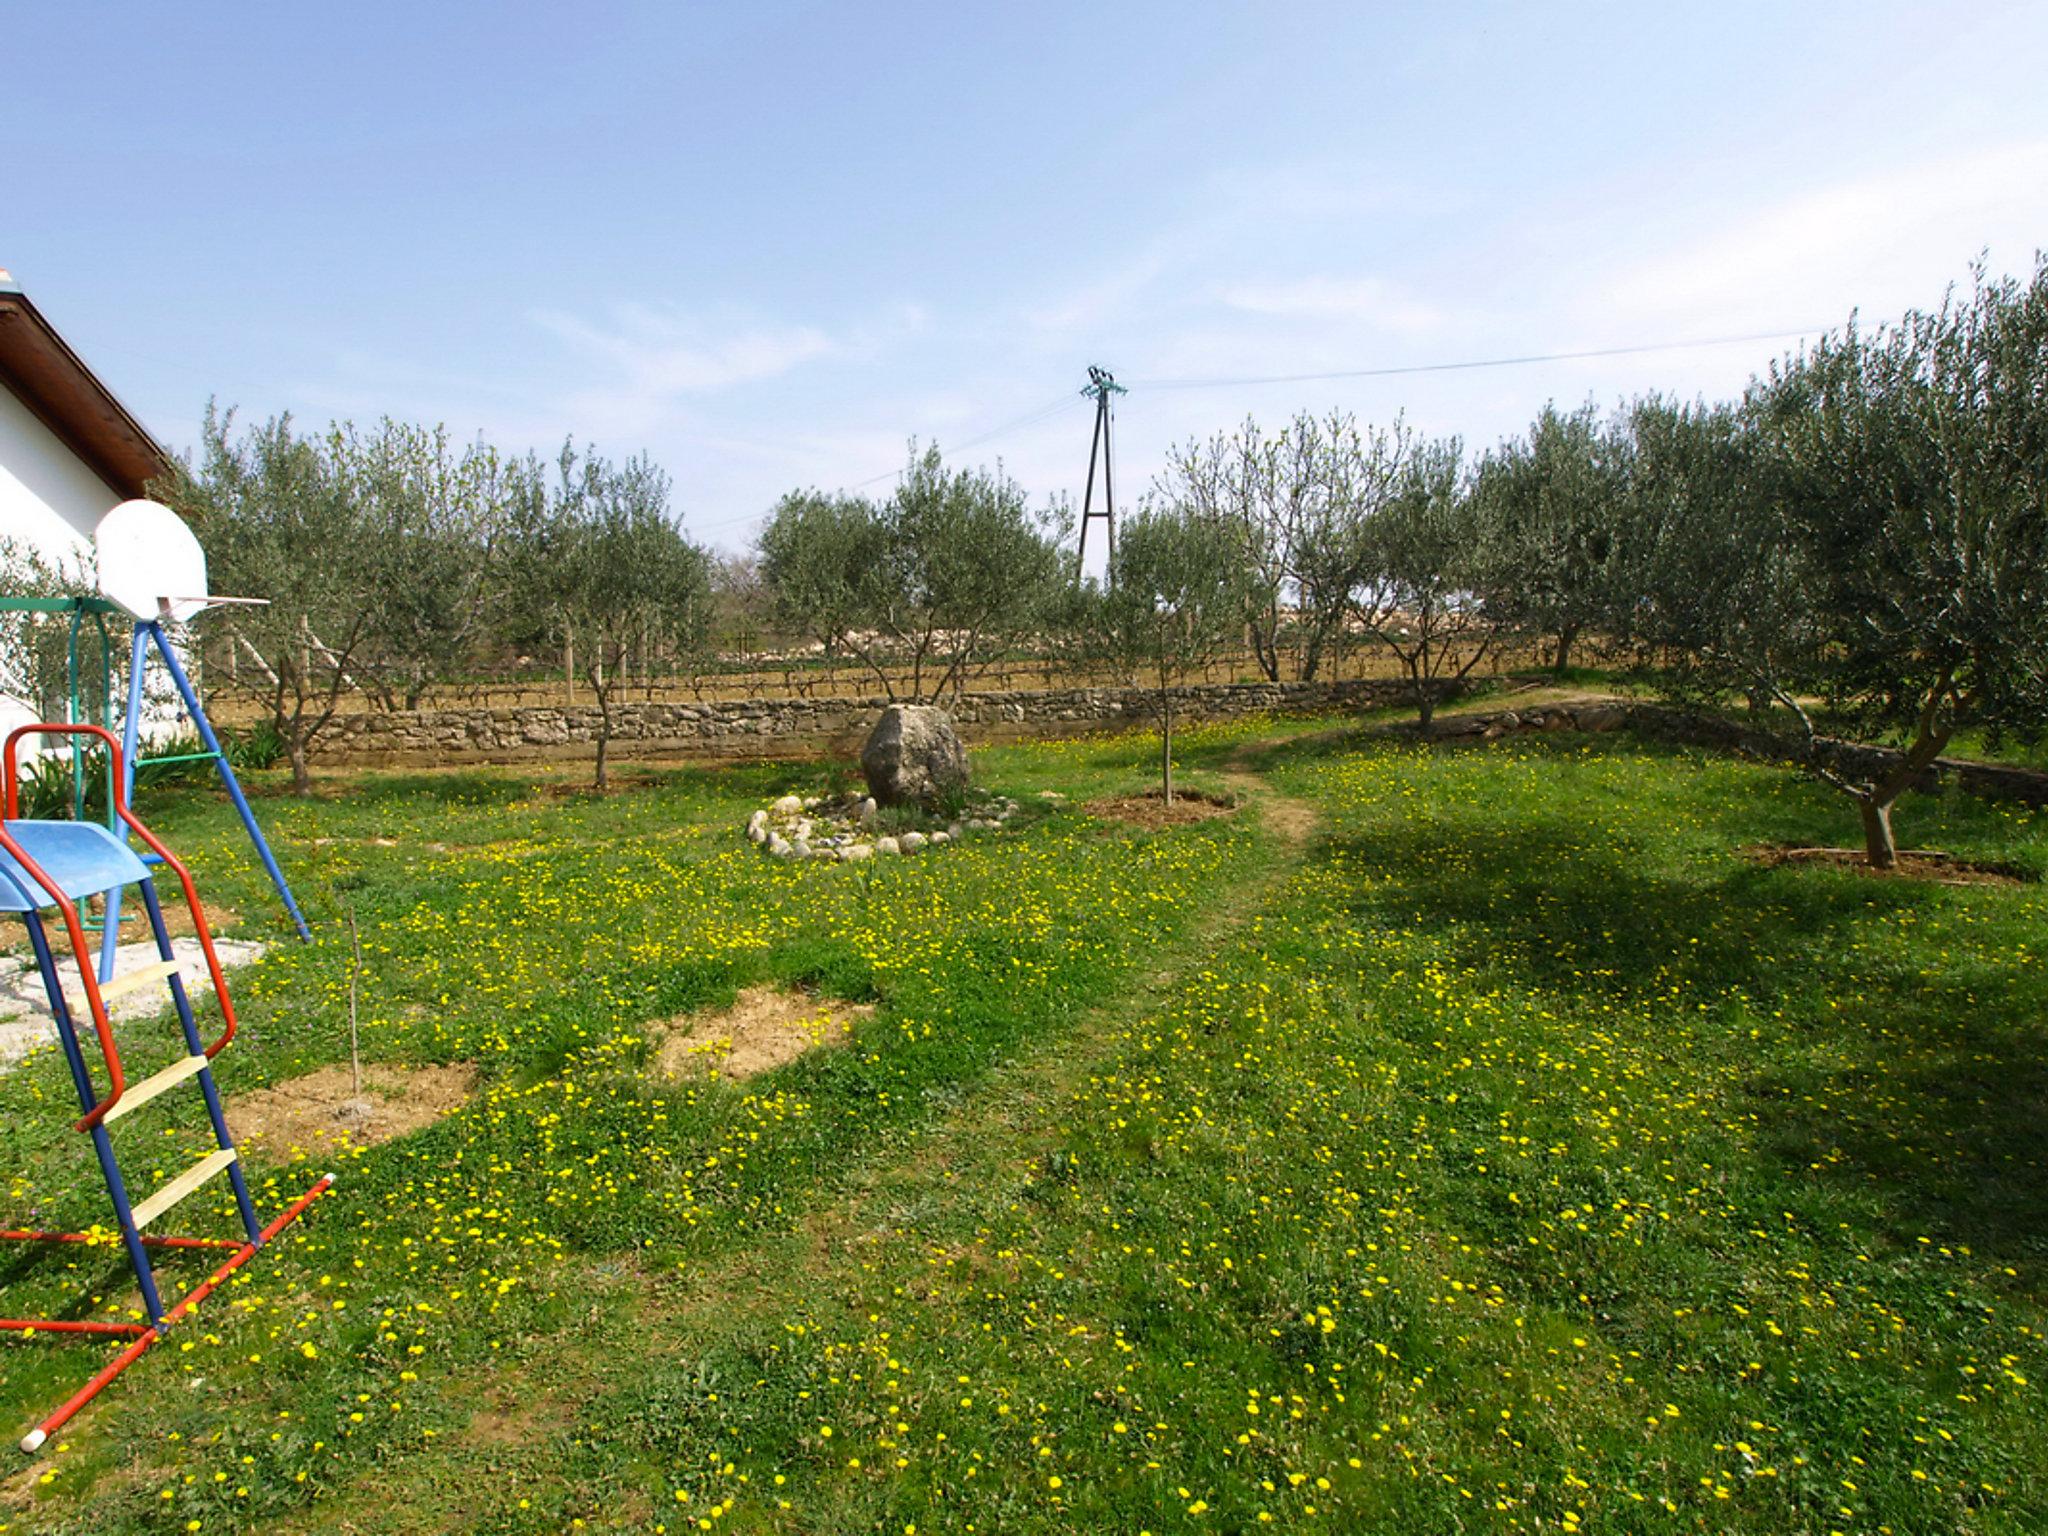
<box><xmin>687</xmin><ymin>390</ymin><xmax>1084</xmax><ymax>537</ymax></box>
<box><xmin>690</xmin><ymin>323</ymin><xmax>1830</xmax><ymax>538</ymax></box>
<box><xmin>1130</xmin><ymin>325</ymin><xmax>1830</xmax><ymax>391</ymax></box>
<box><xmin>942</xmin><ymin>391</ymin><xmax>1083</xmax><ymax>456</ymax></box>
<box><xmin>836</xmin><ymin>391</ymin><xmax>1081</xmax><ymax>490</ymax></box>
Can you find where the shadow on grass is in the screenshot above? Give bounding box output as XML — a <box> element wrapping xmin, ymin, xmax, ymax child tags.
<box><xmin>342</xmin><ymin>772</ymin><xmax>531</xmax><ymax>808</ymax></box>
<box><xmin>1321</xmin><ymin>811</ymin><xmax>1900</xmax><ymax>1009</ymax></box>
<box><xmin>1281</xmin><ymin>727</ymin><xmax>2048</xmax><ymax>1276</ymax></box>
<box><xmin>1751</xmin><ymin>1007</ymin><xmax>2048</xmax><ymax>1277</ymax></box>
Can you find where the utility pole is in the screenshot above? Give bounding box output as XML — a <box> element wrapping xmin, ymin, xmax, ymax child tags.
<box><xmin>1076</xmin><ymin>365</ymin><xmax>1126</xmax><ymax>583</ymax></box>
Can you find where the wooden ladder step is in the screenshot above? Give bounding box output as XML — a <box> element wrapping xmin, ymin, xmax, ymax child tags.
<box><xmin>130</xmin><ymin>1149</ymin><xmax>237</xmax><ymax>1232</ymax></box>
<box><xmin>94</xmin><ymin>960</ymin><xmax>182</xmax><ymax>1004</ymax></box>
<box><xmin>102</xmin><ymin>1055</ymin><xmax>210</xmax><ymax>1125</ymax></box>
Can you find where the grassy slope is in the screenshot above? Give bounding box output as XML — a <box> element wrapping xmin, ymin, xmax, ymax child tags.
<box><xmin>2</xmin><ymin>719</ymin><xmax>2045</xmax><ymax>1532</ymax></box>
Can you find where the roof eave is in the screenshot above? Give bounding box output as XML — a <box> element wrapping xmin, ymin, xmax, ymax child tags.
<box><xmin>0</xmin><ymin>273</ymin><xmax>176</xmax><ymax>502</ymax></box>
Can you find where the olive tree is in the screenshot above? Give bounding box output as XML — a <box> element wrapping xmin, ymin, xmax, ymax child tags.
<box><xmin>1742</xmin><ymin>259</ymin><xmax>2048</xmax><ymax>865</ymax></box>
<box><xmin>516</xmin><ymin>444</ymin><xmax>713</xmax><ymax>789</ymax></box>
<box><xmin>329</xmin><ymin>420</ymin><xmax>541</xmax><ymax>710</ymax></box>
<box><xmin>1473</xmin><ymin>402</ymin><xmax>1627</xmax><ymax>672</ymax></box>
<box><xmin>0</xmin><ymin>537</ymin><xmax>97</xmax><ymax>725</ymax></box>
<box><xmin>157</xmin><ymin>406</ymin><xmax>382</xmax><ymax>794</ymax></box>
<box><xmin>1357</xmin><ymin>437</ymin><xmax>1508</xmax><ymax>731</ymax></box>
<box><xmin>758</xmin><ymin>445</ymin><xmax>1066</xmax><ymax>701</ymax></box>
<box><xmin>1100</xmin><ymin>506</ymin><xmax>1245</xmax><ymax>802</ymax></box>
<box><xmin>1603</xmin><ymin>395</ymin><xmax>1817</xmax><ymax>711</ymax></box>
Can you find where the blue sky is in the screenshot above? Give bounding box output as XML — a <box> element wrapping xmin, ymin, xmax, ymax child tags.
<box><xmin>6</xmin><ymin>1</ymin><xmax>2047</xmax><ymax>553</ymax></box>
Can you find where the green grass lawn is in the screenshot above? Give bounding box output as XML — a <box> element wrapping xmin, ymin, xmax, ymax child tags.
<box><xmin>0</xmin><ymin>718</ymin><xmax>2043</xmax><ymax>1533</ymax></box>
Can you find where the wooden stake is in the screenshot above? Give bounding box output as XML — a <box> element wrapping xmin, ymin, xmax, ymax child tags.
<box><xmin>345</xmin><ymin>900</ymin><xmax>363</xmax><ymax>1100</ymax></box>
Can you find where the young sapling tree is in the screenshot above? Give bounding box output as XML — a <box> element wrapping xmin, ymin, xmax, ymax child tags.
<box><xmin>1103</xmin><ymin>506</ymin><xmax>1245</xmax><ymax>803</ymax></box>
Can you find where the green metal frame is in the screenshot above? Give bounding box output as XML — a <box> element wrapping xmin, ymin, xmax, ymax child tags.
<box><xmin>5</xmin><ymin>596</ymin><xmax>312</xmax><ymax>965</ymax></box>
<box><xmin>0</xmin><ymin>595</ymin><xmax>120</xmax><ymax>822</ymax></box>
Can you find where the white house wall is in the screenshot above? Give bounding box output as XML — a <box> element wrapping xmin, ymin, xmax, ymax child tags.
<box><xmin>0</xmin><ymin>385</ymin><xmax>186</xmax><ymax>759</ymax></box>
<box><xmin>0</xmin><ymin>384</ymin><xmax>116</xmax><ymax>561</ymax></box>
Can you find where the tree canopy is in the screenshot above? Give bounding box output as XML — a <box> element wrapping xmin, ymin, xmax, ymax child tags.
<box><xmin>758</xmin><ymin>445</ymin><xmax>1067</xmax><ymax>701</ymax></box>
<box><xmin>512</xmin><ymin>444</ymin><xmax>712</xmax><ymax>789</ymax></box>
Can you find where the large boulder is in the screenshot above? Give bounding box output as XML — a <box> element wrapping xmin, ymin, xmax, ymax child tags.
<box><xmin>860</xmin><ymin>704</ymin><xmax>970</xmax><ymax>807</ymax></box>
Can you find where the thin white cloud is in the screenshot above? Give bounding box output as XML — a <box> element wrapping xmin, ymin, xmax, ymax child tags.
<box><xmin>1218</xmin><ymin>274</ymin><xmax>1444</xmax><ymax>335</ymax></box>
<box><xmin>533</xmin><ymin>304</ymin><xmax>835</xmax><ymax>395</ymax></box>
<box><xmin>1595</xmin><ymin>140</ymin><xmax>2048</xmax><ymax>335</ymax></box>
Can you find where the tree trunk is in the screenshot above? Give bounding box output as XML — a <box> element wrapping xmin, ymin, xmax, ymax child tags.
<box><xmin>286</xmin><ymin>735</ymin><xmax>312</xmax><ymax>797</ymax></box>
<box><xmin>1859</xmin><ymin>795</ymin><xmax>1897</xmax><ymax>870</ymax></box>
<box><xmin>1553</xmin><ymin>621</ymin><xmax>1580</xmax><ymax>675</ymax></box>
<box><xmin>1253</xmin><ymin>616</ymin><xmax>1282</xmax><ymax>683</ymax></box>
<box><xmin>588</xmin><ymin>663</ymin><xmax>615</xmax><ymax>790</ymax></box>
<box><xmin>1161</xmin><ymin>688</ymin><xmax>1174</xmax><ymax>805</ymax></box>
<box><xmin>1848</xmin><ymin>697</ymin><xmax>1951</xmax><ymax>869</ymax></box>
<box><xmin>1411</xmin><ymin>634</ymin><xmax>1436</xmax><ymax>733</ymax></box>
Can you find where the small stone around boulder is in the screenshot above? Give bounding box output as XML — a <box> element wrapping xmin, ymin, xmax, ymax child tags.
<box><xmin>860</xmin><ymin>704</ymin><xmax>970</xmax><ymax>808</ymax></box>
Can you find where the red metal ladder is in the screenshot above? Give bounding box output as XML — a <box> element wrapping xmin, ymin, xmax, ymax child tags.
<box><xmin>0</xmin><ymin>724</ymin><xmax>332</xmax><ymax>1450</ymax></box>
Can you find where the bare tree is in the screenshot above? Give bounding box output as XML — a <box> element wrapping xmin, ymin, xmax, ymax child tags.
<box><xmin>709</xmin><ymin>551</ymin><xmax>771</xmax><ymax>663</ymax></box>
<box><xmin>1153</xmin><ymin>411</ymin><xmax>1408</xmax><ymax>680</ymax></box>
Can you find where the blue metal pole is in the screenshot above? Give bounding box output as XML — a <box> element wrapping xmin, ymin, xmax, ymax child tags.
<box><xmin>144</xmin><ymin>622</ymin><xmax>311</xmax><ymax>942</ymax></box>
<box><xmin>137</xmin><ymin>881</ymin><xmax>262</xmax><ymax>1245</ymax></box>
<box><xmin>97</xmin><ymin>625</ymin><xmax>151</xmax><ymax>983</ymax></box>
<box><xmin>22</xmin><ymin>912</ymin><xmax>167</xmax><ymax>1326</ymax></box>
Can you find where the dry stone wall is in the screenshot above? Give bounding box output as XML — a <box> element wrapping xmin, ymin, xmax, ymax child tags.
<box><xmin>302</xmin><ymin>682</ymin><xmax>2048</xmax><ymax>811</ymax></box>
<box><xmin>307</xmin><ymin>677</ymin><xmax>1451</xmax><ymax>767</ymax></box>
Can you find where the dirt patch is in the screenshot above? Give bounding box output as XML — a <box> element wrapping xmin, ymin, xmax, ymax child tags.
<box><xmin>653</xmin><ymin>985</ymin><xmax>873</xmax><ymax>1080</ymax></box>
<box><xmin>101</xmin><ymin>896</ymin><xmax>240</xmax><ymax>943</ymax></box>
<box><xmin>0</xmin><ymin>1459</ymin><xmax>52</xmax><ymax>1511</ymax></box>
<box><xmin>463</xmin><ymin>1384</ymin><xmax>568</xmax><ymax>1448</ymax></box>
<box><xmin>1085</xmin><ymin>788</ymin><xmax>1239</xmax><ymax>828</ymax></box>
<box><xmin>522</xmin><ymin>769</ymin><xmax>669</xmax><ymax>802</ymax></box>
<box><xmin>230</xmin><ymin>1062</ymin><xmax>478</xmax><ymax>1155</ymax></box>
<box><xmin>1255</xmin><ymin>794</ymin><xmax>1318</xmax><ymax>846</ymax></box>
<box><xmin>1742</xmin><ymin>845</ymin><xmax>2032</xmax><ymax>887</ymax></box>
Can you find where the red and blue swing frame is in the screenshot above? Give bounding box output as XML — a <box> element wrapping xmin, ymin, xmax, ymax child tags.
<box><xmin>0</xmin><ymin>724</ymin><xmax>331</xmax><ymax>1451</ymax></box>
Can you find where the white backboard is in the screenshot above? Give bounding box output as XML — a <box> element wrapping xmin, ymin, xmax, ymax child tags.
<box><xmin>96</xmin><ymin>500</ymin><xmax>209</xmax><ymax>621</ymax></box>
